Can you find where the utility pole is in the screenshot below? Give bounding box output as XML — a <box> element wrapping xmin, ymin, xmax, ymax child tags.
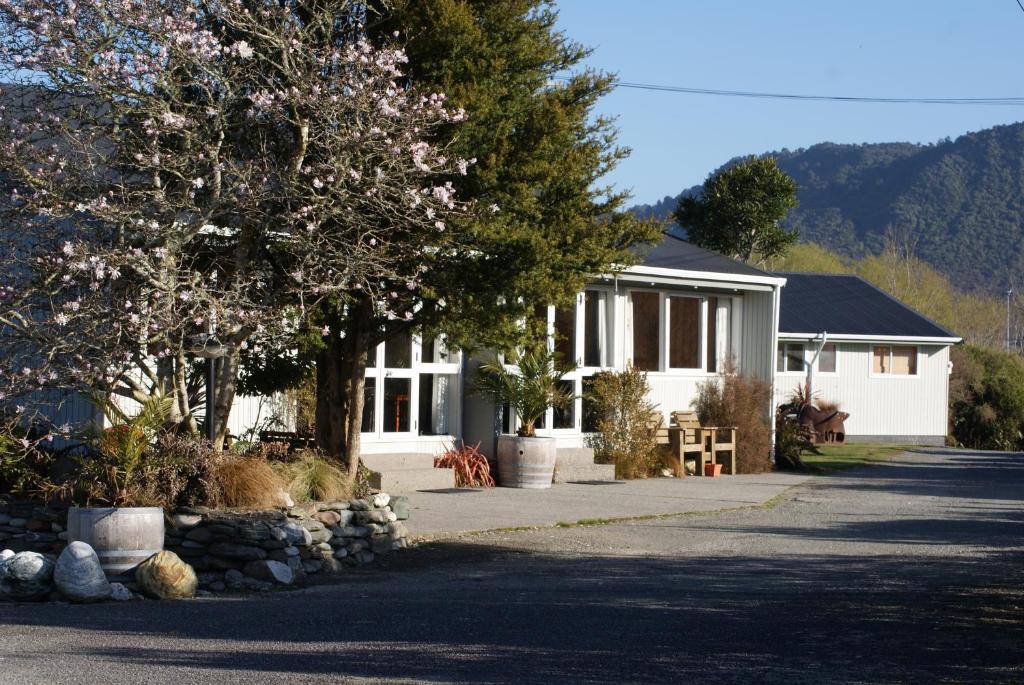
<box><xmin>1007</xmin><ymin>288</ymin><xmax>1013</xmax><ymax>352</ymax></box>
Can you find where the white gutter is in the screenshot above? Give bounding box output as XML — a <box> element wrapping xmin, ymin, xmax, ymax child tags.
<box><xmin>779</xmin><ymin>332</ymin><xmax>961</xmax><ymax>344</ymax></box>
<box><xmin>609</xmin><ymin>264</ymin><xmax>788</xmax><ymax>288</ymax></box>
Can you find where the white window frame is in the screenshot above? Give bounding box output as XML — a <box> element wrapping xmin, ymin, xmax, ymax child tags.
<box><xmin>777</xmin><ymin>342</ymin><xmax>807</xmax><ymax>374</ymax></box>
<box><xmin>362</xmin><ymin>334</ymin><xmax>462</xmax><ymax>441</ymax></box>
<box><xmin>625</xmin><ymin>289</ymin><xmax>725</xmax><ymax>376</ymax></box>
<box><xmin>869</xmin><ymin>344</ymin><xmax>919</xmax><ymax>378</ymax></box>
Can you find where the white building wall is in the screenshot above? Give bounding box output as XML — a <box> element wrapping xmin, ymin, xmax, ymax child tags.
<box><xmin>774</xmin><ymin>342</ymin><xmax>950</xmax><ymax>443</ymax></box>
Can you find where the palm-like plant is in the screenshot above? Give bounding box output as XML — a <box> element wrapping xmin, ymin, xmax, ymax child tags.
<box><xmin>474</xmin><ymin>347</ymin><xmax>575</xmax><ymax>438</ymax></box>
<box><xmin>72</xmin><ymin>393</ymin><xmax>175</xmax><ymax>506</ymax></box>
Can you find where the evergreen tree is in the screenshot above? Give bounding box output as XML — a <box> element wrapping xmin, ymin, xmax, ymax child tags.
<box><xmin>675</xmin><ymin>156</ymin><xmax>798</xmax><ymax>265</ymax></box>
<box><xmin>241</xmin><ymin>0</ymin><xmax>660</xmax><ymax>471</ymax></box>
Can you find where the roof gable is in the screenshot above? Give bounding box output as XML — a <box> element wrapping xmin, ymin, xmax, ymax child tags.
<box><xmin>776</xmin><ymin>272</ymin><xmax>958</xmax><ymax>339</ymax></box>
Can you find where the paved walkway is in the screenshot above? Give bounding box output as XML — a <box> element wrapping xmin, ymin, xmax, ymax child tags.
<box><xmin>404</xmin><ymin>470</ymin><xmax>813</xmax><ymax>538</ymax></box>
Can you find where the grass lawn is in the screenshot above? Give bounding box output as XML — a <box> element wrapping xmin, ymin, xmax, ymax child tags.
<box><xmin>802</xmin><ymin>443</ymin><xmax>912</xmax><ymax>473</ymax></box>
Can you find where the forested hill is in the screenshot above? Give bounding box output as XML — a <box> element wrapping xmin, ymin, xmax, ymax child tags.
<box><xmin>631</xmin><ymin>122</ymin><xmax>1024</xmax><ymax>292</ymax></box>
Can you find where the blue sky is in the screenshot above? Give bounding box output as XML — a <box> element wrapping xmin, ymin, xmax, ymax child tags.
<box><xmin>555</xmin><ymin>1</ymin><xmax>1024</xmax><ymax>206</ymax></box>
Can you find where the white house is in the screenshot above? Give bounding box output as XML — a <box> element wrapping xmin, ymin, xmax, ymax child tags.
<box><xmin>354</xmin><ymin>236</ymin><xmax>786</xmax><ymax>488</ymax></box>
<box><xmin>773</xmin><ymin>273</ymin><xmax>961</xmax><ymax>446</ymax></box>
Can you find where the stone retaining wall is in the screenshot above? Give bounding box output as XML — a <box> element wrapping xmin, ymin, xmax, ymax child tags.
<box><xmin>0</xmin><ymin>500</ymin><xmax>68</xmax><ymax>555</ymax></box>
<box><xmin>0</xmin><ymin>494</ymin><xmax>409</xmax><ymax>592</ymax></box>
<box><xmin>166</xmin><ymin>494</ymin><xmax>409</xmax><ymax>591</ymax></box>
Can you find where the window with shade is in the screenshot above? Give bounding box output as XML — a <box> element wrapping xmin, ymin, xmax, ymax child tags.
<box><xmin>872</xmin><ymin>345</ymin><xmax>917</xmax><ymax>375</ymax></box>
<box><xmin>629</xmin><ymin>291</ymin><xmax>731</xmax><ymax>372</ymax></box>
<box><xmin>630</xmin><ymin>291</ymin><xmax>661</xmax><ymax>371</ymax></box>
<box><xmin>777</xmin><ymin>343</ymin><xmax>806</xmax><ymax>372</ymax></box>
<box><xmin>668</xmin><ymin>296</ymin><xmax>701</xmax><ymax>369</ymax></box>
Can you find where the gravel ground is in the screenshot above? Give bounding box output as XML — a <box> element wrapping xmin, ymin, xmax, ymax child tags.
<box><xmin>1</xmin><ymin>448</ymin><xmax>1021</xmax><ymax>684</ymax></box>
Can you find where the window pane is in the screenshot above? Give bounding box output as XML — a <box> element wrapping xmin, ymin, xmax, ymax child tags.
<box><xmin>873</xmin><ymin>346</ymin><xmax>889</xmax><ymax>374</ymax></box>
<box><xmin>818</xmin><ymin>344</ymin><xmax>836</xmax><ymax>373</ymax></box>
<box><xmin>418</xmin><ymin>374</ymin><xmax>455</xmax><ymax>436</ymax></box>
<box><xmin>706</xmin><ymin>296</ymin><xmax>717</xmax><ymax>373</ymax></box>
<box><xmin>669</xmin><ymin>297</ymin><xmax>700</xmax><ymax>369</ymax></box>
<box><xmin>777</xmin><ymin>343</ymin><xmax>786</xmax><ymax>372</ymax></box>
<box><xmin>631</xmin><ymin>292</ymin><xmax>660</xmax><ymax>371</ymax></box>
<box><xmin>552</xmin><ymin>380</ymin><xmax>575</xmax><ymax>429</ymax></box>
<box><xmin>366</xmin><ymin>342</ymin><xmax>378</xmax><ymax>369</ymax></box>
<box><xmin>382</xmin><ymin>377</ymin><xmax>411</xmax><ymax>432</ymax></box>
<box><xmin>785</xmin><ymin>344</ymin><xmax>805</xmax><ymax>372</ymax></box>
<box><xmin>360</xmin><ymin>378</ymin><xmax>376</xmax><ymax>433</ymax></box>
<box><xmin>421</xmin><ymin>335</ymin><xmax>451</xmax><ymax>364</ymax></box>
<box><xmin>583</xmin><ymin>291</ymin><xmax>607</xmax><ymax>367</ymax></box>
<box><xmin>892</xmin><ymin>346</ymin><xmax>917</xmax><ymax>375</ymax></box>
<box><xmin>500</xmin><ymin>402</ymin><xmax>511</xmax><ymax>435</ymax></box>
<box><xmin>384</xmin><ymin>330</ymin><xmax>412</xmax><ymax>368</ymax></box>
<box><xmin>554</xmin><ymin>305</ymin><xmax>576</xmax><ymax>366</ymax></box>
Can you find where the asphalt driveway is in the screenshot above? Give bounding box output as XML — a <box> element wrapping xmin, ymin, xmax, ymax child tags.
<box><xmin>1</xmin><ymin>448</ymin><xmax>1021</xmax><ymax>684</ymax></box>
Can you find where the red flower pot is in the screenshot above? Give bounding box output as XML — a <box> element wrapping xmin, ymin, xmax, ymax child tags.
<box><xmin>704</xmin><ymin>463</ymin><xmax>723</xmax><ymax>477</ymax></box>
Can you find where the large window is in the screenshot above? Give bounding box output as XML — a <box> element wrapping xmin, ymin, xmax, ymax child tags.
<box><xmin>668</xmin><ymin>296</ymin><xmax>701</xmax><ymax>369</ymax></box>
<box><xmin>873</xmin><ymin>345</ymin><xmax>917</xmax><ymax>375</ymax></box>
<box><xmin>554</xmin><ymin>305</ymin><xmax>576</xmax><ymax>365</ymax></box>
<box><xmin>631</xmin><ymin>291</ymin><xmax>660</xmax><ymax>371</ymax></box>
<box><xmin>777</xmin><ymin>343</ymin><xmax>806</xmax><ymax>372</ymax></box>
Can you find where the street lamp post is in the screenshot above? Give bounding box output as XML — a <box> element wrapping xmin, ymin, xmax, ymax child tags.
<box><xmin>189</xmin><ymin>333</ymin><xmax>228</xmax><ymax>444</ymax></box>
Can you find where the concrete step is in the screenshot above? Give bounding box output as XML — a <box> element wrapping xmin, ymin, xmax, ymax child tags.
<box><xmin>362</xmin><ymin>452</ymin><xmax>455</xmax><ymax>492</ymax></box>
<box><xmin>555</xmin><ymin>447</ymin><xmax>598</xmax><ymax>467</ymax></box>
<box><xmin>368</xmin><ymin>466</ymin><xmax>456</xmax><ymax>493</ymax></box>
<box><xmin>361</xmin><ymin>453</ymin><xmax>436</xmax><ymax>471</ymax></box>
<box><xmin>554</xmin><ymin>462</ymin><xmax>616</xmax><ymax>483</ymax></box>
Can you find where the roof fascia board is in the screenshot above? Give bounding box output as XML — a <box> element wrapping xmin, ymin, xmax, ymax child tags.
<box><xmin>778</xmin><ymin>332</ymin><xmax>962</xmax><ymax>344</ymax></box>
<box><xmin>609</xmin><ymin>265</ymin><xmax>787</xmax><ymax>289</ymax></box>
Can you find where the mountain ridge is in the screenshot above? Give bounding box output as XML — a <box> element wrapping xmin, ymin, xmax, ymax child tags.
<box><xmin>629</xmin><ymin>121</ymin><xmax>1024</xmax><ymax>292</ymax></box>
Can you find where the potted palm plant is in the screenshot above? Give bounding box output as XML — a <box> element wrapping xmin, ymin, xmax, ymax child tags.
<box><xmin>64</xmin><ymin>395</ymin><xmax>172</xmax><ymax>579</ymax></box>
<box><xmin>474</xmin><ymin>348</ymin><xmax>574</xmax><ymax>489</ymax></box>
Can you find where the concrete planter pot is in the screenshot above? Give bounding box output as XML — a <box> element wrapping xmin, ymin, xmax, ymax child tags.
<box><xmin>67</xmin><ymin>507</ymin><xmax>164</xmax><ymax>580</ymax></box>
<box><xmin>496</xmin><ymin>435</ymin><xmax>556</xmax><ymax>489</ymax></box>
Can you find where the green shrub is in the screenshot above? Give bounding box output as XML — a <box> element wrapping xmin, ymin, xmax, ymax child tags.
<box><xmin>692</xmin><ymin>361</ymin><xmax>773</xmax><ymax>474</ymax></box>
<box><xmin>584</xmin><ymin>366</ymin><xmax>662</xmax><ymax>479</ymax></box>
<box><xmin>949</xmin><ymin>345</ymin><xmax>1024</xmax><ymax>450</ymax></box>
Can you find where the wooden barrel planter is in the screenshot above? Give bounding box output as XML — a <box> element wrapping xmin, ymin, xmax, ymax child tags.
<box><xmin>496</xmin><ymin>435</ymin><xmax>556</xmax><ymax>489</ymax></box>
<box><xmin>67</xmin><ymin>507</ymin><xmax>164</xmax><ymax>580</ymax></box>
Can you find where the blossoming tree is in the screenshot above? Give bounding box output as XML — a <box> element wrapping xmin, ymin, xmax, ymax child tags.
<box><xmin>0</xmin><ymin>0</ymin><xmax>470</xmax><ymax>461</ymax></box>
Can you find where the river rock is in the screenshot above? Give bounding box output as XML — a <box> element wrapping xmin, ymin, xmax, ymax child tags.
<box><xmin>136</xmin><ymin>551</ymin><xmax>198</xmax><ymax>600</ymax></box>
<box><xmin>0</xmin><ymin>549</ymin><xmax>14</xmax><ymax>562</ymax></box>
<box><xmin>207</xmin><ymin>543</ymin><xmax>267</xmax><ymax>561</ymax></box>
<box><xmin>282</xmin><ymin>522</ymin><xmax>312</xmax><ymax>546</ymax></box>
<box><xmin>54</xmin><ymin>542</ymin><xmax>112</xmax><ymax>603</ymax></box>
<box><xmin>389</xmin><ymin>496</ymin><xmax>410</xmax><ymax>520</ymax></box>
<box><xmin>170</xmin><ymin>513</ymin><xmax>203</xmax><ymax>529</ymax></box>
<box><xmin>315</xmin><ymin>511</ymin><xmax>342</xmax><ymax>526</ymax></box>
<box><xmin>371</xmin><ymin>493</ymin><xmax>391</xmax><ymax>508</ymax></box>
<box><xmin>0</xmin><ymin>551</ymin><xmax>54</xmax><ymax>601</ymax></box>
<box><xmin>109</xmin><ymin>583</ymin><xmax>133</xmax><ymax>601</ymax></box>
<box><xmin>243</xmin><ymin>560</ymin><xmax>294</xmax><ymax>586</ymax></box>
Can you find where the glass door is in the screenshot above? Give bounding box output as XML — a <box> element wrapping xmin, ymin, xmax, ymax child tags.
<box><xmin>380</xmin><ymin>329</ymin><xmax>416</xmax><ymax>438</ymax></box>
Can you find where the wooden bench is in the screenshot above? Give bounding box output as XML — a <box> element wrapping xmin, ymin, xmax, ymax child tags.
<box><xmin>258</xmin><ymin>430</ymin><xmax>317</xmax><ymax>452</ymax></box>
<box><xmin>670</xmin><ymin>410</ymin><xmax>737</xmax><ymax>476</ymax></box>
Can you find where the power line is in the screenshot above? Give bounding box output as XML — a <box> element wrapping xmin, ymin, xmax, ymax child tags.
<box><xmin>553</xmin><ymin>77</ymin><xmax>1024</xmax><ymax>107</ymax></box>
<box><xmin>1016</xmin><ymin>0</ymin><xmax>1024</xmax><ymax>15</ymax></box>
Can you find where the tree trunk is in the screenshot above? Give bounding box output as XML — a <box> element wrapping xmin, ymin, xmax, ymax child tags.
<box><xmin>314</xmin><ymin>297</ymin><xmax>373</xmax><ymax>485</ymax></box>
<box><xmin>212</xmin><ymin>350</ymin><xmax>240</xmax><ymax>450</ymax></box>
<box><xmin>315</xmin><ymin>328</ymin><xmax>350</xmax><ymax>459</ymax></box>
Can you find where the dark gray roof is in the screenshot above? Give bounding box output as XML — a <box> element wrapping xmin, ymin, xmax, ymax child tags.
<box><xmin>776</xmin><ymin>272</ymin><xmax>959</xmax><ymax>339</ymax></box>
<box><xmin>637</xmin><ymin>234</ymin><xmax>776</xmax><ymax>278</ymax></box>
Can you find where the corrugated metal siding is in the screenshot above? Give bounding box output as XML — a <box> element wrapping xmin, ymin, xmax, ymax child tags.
<box><xmin>740</xmin><ymin>290</ymin><xmax>776</xmax><ymax>382</ymax></box>
<box><xmin>774</xmin><ymin>343</ymin><xmax>950</xmax><ymax>438</ymax></box>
